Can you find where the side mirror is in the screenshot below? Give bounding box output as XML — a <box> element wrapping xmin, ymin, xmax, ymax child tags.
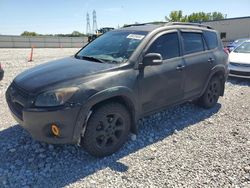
<box><xmin>143</xmin><ymin>53</ymin><xmax>163</xmax><ymax>66</ymax></box>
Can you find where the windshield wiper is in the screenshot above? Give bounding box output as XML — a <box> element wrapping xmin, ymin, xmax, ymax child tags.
<box><xmin>77</xmin><ymin>55</ymin><xmax>105</xmax><ymax>63</ymax></box>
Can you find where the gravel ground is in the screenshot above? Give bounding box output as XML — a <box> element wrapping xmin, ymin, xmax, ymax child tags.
<box><xmin>0</xmin><ymin>48</ymin><xmax>249</xmax><ymax>188</ymax></box>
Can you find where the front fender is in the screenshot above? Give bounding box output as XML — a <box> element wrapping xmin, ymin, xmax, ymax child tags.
<box><xmin>72</xmin><ymin>86</ymin><xmax>138</xmax><ymax>143</ymax></box>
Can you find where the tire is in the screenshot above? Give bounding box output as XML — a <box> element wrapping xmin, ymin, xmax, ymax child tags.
<box><xmin>81</xmin><ymin>102</ymin><xmax>131</xmax><ymax>157</ymax></box>
<box><xmin>197</xmin><ymin>76</ymin><xmax>221</xmax><ymax>109</ymax></box>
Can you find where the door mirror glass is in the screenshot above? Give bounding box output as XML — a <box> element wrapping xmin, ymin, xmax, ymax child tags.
<box><xmin>143</xmin><ymin>53</ymin><xmax>163</xmax><ymax>66</ymax></box>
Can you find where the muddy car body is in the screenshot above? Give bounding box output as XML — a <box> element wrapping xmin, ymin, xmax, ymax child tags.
<box><xmin>6</xmin><ymin>23</ymin><xmax>229</xmax><ymax>157</ymax></box>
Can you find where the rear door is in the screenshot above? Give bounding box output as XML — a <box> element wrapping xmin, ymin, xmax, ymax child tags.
<box><xmin>181</xmin><ymin>31</ymin><xmax>213</xmax><ymax>99</ymax></box>
<box><xmin>203</xmin><ymin>30</ymin><xmax>223</xmax><ymax>69</ymax></box>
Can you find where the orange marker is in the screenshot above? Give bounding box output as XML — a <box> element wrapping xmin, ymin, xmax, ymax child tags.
<box><xmin>28</xmin><ymin>46</ymin><xmax>34</xmax><ymax>62</ymax></box>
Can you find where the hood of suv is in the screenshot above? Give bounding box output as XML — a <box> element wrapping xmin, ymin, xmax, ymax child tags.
<box><xmin>14</xmin><ymin>57</ymin><xmax>118</xmax><ymax>93</ymax></box>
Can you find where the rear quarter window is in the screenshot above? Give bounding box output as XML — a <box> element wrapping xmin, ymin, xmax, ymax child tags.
<box><xmin>203</xmin><ymin>31</ymin><xmax>218</xmax><ymax>50</ymax></box>
<box><xmin>182</xmin><ymin>32</ymin><xmax>205</xmax><ymax>55</ymax></box>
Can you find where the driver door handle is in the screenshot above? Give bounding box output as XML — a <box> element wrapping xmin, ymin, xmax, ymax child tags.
<box><xmin>176</xmin><ymin>65</ymin><xmax>185</xmax><ymax>71</ymax></box>
<box><xmin>208</xmin><ymin>58</ymin><xmax>215</xmax><ymax>63</ymax></box>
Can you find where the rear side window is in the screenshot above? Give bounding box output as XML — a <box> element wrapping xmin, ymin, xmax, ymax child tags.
<box><xmin>182</xmin><ymin>33</ymin><xmax>204</xmax><ymax>55</ymax></box>
<box><xmin>147</xmin><ymin>32</ymin><xmax>180</xmax><ymax>60</ymax></box>
<box><xmin>203</xmin><ymin>31</ymin><xmax>218</xmax><ymax>50</ymax></box>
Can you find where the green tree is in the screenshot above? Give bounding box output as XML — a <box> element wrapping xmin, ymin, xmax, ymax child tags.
<box><xmin>211</xmin><ymin>12</ymin><xmax>225</xmax><ymax>20</ymax></box>
<box><xmin>165</xmin><ymin>11</ymin><xmax>225</xmax><ymax>22</ymax></box>
<box><xmin>187</xmin><ymin>12</ymin><xmax>210</xmax><ymax>22</ymax></box>
<box><xmin>165</xmin><ymin>10</ymin><xmax>184</xmax><ymax>22</ymax></box>
<box><xmin>71</xmin><ymin>31</ymin><xmax>83</xmax><ymax>36</ymax></box>
<box><xmin>21</xmin><ymin>31</ymin><xmax>38</xmax><ymax>36</ymax></box>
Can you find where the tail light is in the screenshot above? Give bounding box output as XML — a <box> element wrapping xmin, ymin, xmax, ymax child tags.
<box><xmin>223</xmin><ymin>47</ymin><xmax>229</xmax><ymax>55</ymax></box>
<box><xmin>223</xmin><ymin>48</ymin><xmax>230</xmax><ymax>64</ymax></box>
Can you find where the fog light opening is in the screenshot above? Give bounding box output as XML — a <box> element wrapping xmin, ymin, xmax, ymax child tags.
<box><xmin>51</xmin><ymin>124</ymin><xmax>60</xmax><ymax>136</ymax></box>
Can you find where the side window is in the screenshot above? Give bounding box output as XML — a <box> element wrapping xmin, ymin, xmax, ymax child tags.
<box><xmin>203</xmin><ymin>31</ymin><xmax>218</xmax><ymax>50</ymax></box>
<box><xmin>147</xmin><ymin>32</ymin><xmax>180</xmax><ymax>60</ymax></box>
<box><xmin>220</xmin><ymin>32</ymin><xmax>226</xmax><ymax>40</ymax></box>
<box><xmin>182</xmin><ymin>32</ymin><xmax>205</xmax><ymax>55</ymax></box>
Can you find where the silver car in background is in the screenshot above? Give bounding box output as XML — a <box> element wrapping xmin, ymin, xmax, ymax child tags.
<box><xmin>229</xmin><ymin>40</ymin><xmax>250</xmax><ymax>78</ymax></box>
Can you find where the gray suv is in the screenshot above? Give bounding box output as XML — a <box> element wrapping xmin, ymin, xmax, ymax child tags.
<box><xmin>6</xmin><ymin>22</ymin><xmax>229</xmax><ymax>157</ymax></box>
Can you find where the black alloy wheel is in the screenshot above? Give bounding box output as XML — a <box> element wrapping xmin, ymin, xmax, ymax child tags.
<box><xmin>81</xmin><ymin>102</ymin><xmax>131</xmax><ymax>157</ymax></box>
<box><xmin>95</xmin><ymin>113</ymin><xmax>125</xmax><ymax>148</ymax></box>
<box><xmin>197</xmin><ymin>76</ymin><xmax>221</xmax><ymax>109</ymax></box>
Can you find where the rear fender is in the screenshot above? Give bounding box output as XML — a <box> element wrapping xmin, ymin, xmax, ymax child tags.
<box><xmin>201</xmin><ymin>65</ymin><xmax>227</xmax><ymax>96</ymax></box>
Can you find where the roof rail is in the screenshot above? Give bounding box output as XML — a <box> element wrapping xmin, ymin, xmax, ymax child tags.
<box><xmin>123</xmin><ymin>23</ymin><xmax>147</xmax><ymax>28</ymax></box>
<box><xmin>122</xmin><ymin>22</ymin><xmax>213</xmax><ymax>29</ymax></box>
<box><xmin>123</xmin><ymin>22</ymin><xmax>167</xmax><ymax>28</ymax></box>
<box><xmin>166</xmin><ymin>22</ymin><xmax>213</xmax><ymax>29</ymax></box>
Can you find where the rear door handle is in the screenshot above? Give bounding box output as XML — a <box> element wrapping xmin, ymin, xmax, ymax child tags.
<box><xmin>176</xmin><ymin>65</ymin><xmax>185</xmax><ymax>71</ymax></box>
<box><xmin>208</xmin><ymin>58</ymin><xmax>215</xmax><ymax>63</ymax></box>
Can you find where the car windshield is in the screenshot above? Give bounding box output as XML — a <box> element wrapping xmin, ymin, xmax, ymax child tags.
<box><xmin>233</xmin><ymin>39</ymin><xmax>247</xmax><ymax>45</ymax></box>
<box><xmin>76</xmin><ymin>30</ymin><xmax>148</xmax><ymax>64</ymax></box>
<box><xmin>234</xmin><ymin>41</ymin><xmax>250</xmax><ymax>53</ymax></box>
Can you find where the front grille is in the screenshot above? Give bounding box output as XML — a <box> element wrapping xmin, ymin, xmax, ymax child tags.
<box><xmin>230</xmin><ymin>70</ymin><xmax>250</xmax><ymax>77</ymax></box>
<box><xmin>6</xmin><ymin>83</ymin><xmax>30</xmax><ymax>120</ymax></box>
<box><xmin>230</xmin><ymin>62</ymin><xmax>250</xmax><ymax>67</ymax></box>
<box><xmin>12</xmin><ymin>83</ymin><xmax>30</xmax><ymax>98</ymax></box>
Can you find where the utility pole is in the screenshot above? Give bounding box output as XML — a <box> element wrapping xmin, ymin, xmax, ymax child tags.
<box><xmin>92</xmin><ymin>10</ymin><xmax>98</xmax><ymax>34</ymax></box>
<box><xmin>86</xmin><ymin>13</ymin><xmax>91</xmax><ymax>35</ymax></box>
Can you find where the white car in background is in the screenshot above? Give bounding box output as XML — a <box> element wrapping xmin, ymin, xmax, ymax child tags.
<box><xmin>229</xmin><ymin>40</ymin><xmax>250</xmax><ymax>78</ymax></box>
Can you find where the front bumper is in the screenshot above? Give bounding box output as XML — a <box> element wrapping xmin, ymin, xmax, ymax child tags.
<box><xmin>228</xmin><ymin>63</ymin><xmax>250</xmax><ymax>79</ymax></box>
<box><xmin>6</xmin><ymin>84</ymin><xmax>83</xmax><ymax>144</ymax></box>
<box><xmin>0</xmin><ymin>69</ymin><xmax>4</xmax><ymax>80</ymax></box>
<box><xmin>9</xmin><ymin>105</ymin><xmax>82</xmax><ymax>144</ymax></box>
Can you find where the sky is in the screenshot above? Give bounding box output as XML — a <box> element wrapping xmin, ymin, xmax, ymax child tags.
<box><xmin>0</xmin><ymin>0</ymin><xmax>250</xmax><ymax>35</ymax></box>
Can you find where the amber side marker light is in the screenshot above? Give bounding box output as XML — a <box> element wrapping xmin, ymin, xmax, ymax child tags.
<box><xmin>51</xmin><ymin>124</ymin><xmax>60</xmax><ymax>136</ymax></box>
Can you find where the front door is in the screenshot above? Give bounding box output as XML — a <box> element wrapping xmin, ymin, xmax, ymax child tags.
<box><xmin>139</xmin><ymin>31</ymin><xmax>185</xmax><ymax>114</ymax></box>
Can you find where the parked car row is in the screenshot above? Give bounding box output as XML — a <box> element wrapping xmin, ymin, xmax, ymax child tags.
<box><xmin>226</xmin><ymin>38</ymin><xmax>249</xmax><ymax>52</ymax></box>
<box><xmin>228</xmin><ymin>40</ymin><xmax>250</xmax><ymax>78</ymax></box>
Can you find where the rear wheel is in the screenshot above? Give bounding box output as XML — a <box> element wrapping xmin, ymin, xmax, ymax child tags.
<box><xmin>197</xmin><ymin>76</ymin><xmax>221</xmax><ymax>109</ymax></box>
<box><xmin>81</xmin><ymin>102</ymin><xmax>131</xmax><ymax>157</ymax></box>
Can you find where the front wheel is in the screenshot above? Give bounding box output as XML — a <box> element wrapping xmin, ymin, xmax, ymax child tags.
<box><xmin>81</xmin><ymin>102</ymin><xmax>131</xmax><ymax>157</ymax></box>
<box><xmin>197</xmin><ymin>76</ymin><xmax>222</xmax><ymax>109</ymax></box>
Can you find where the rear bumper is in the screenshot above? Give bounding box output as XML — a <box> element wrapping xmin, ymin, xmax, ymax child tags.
<box><xmin>228</xmin><ymin>63</ymin><xmax>250</xmax><ymax>79</ymax></box>
<box><xmin>9</xmin><ymin>105</ymin><xmax>82</xmax><ymax>144</ymax></box>
<box><xmin>0</xmin><ymin>69</ymin><xmax>4</xmax><ymax>80</ymax></box>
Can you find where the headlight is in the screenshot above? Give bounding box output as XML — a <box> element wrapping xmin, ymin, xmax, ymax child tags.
<box><xmin>35</xmin><ymin>87</ymin><xmax>79</xmax><ymax>107</ymax></box>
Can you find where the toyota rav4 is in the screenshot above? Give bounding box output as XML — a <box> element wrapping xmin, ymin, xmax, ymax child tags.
<box><xmin>6</xmin><ymin>22</ymin><xmax>229</xmax><ymax>157</ymax></box>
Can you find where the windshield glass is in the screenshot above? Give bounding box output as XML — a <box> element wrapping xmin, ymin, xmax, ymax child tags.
<box><xmin>76</xmin><ymin>30</ymin><xmax>148</xmax><ymax>64</ymax></box>
<box><xmin>233</xmin><ymin>39</ymin><xmax>246</xmax><ymax>45</ymax></box>
<box><xmin>234</xmin><ymin>41</ymin><xmax>250</xmax><ymax>53</ymax></box>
